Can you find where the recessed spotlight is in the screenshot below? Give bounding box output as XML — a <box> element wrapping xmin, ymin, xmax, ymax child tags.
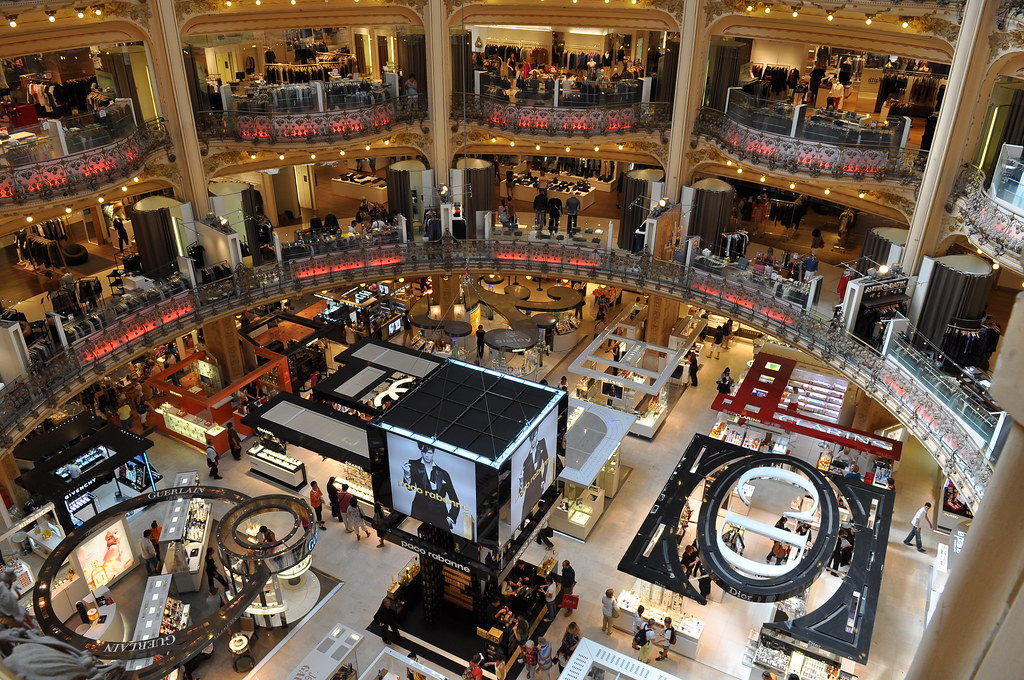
<box><xmin>384</xmin><ymin>139</ymin><xmax>390</xmax><ymax>145</ymax></box>
<box><xmin>25</xmin><ymin>216</ymin><xmax>32</xmax><ymax>223</ymax></box>
<box><xmin>594</xmin><ymin>145</ymin><xmax>600</xmax><ymax>152</ymax></box>
<box><xmin>901</xmin><ymin>18</ymin><xmax>909</xmax><ymax>28</ymax></box>
<box><xmin>764</xmin><ymin>5</ymin><xmax>771</xmax><ymax>13</ymax></box>
<box><xmin>726</xmin><ymin>160</ymin><xmax>733</xmax><ymax>166</ymax></box>
<box><xmin>46</xmin><ymin>11</ymin><xmax>56</xmax><ymax>22</ymax></box>
<box><xmin>98</xmin><ymin>196</ymin><xmax>104</xmax><ymax>203</ymax></box>
<box><xmin>249</xmin><ymin>152</ymin><xmax>257</xmax><ymax>159</ymax></box>
<box><xmin>509</xmin><ymin>141</ymin><xmax>516</xmax><ymax>147</ymax></box>
<box><xmin>736</xmin><ymin>167</ymin><xmax>743</xmax><ymax>174</ymax></box>
<box><xmin>865</xmin><ymin>14</ymin><xmax>874</xmax><ymax>25</ymax></box>
<box><xmin>878</xmin><ymin>265</ymin><xmax>889</xmax><ymax>275</ymax></box>
<box><xmin>535</xmin><ymin>144</ymin><xmax>541</xmax><ymax>151</ymax></box>
<box><xmin>94</xmin><ymin>7</ymin><xmax>102</xmax><ymax>15</ymax></box>
<box><xmin>365</xmin><ymin>144</ymin><xmax>371</xmax><ymax>151</ymax></box>
<box><xmin>565</xmin><ymin>146</ymin><xmax>571</xmax><ymax>152</ymax></box>
<box><xmin>791</xmin><ymin>7</ymin><xmax>798</xmax><ymax>17</ymax></box>
<box><xmin>121</xmin><ymin>186</ymin><xmax>128</xmax><ymax>192</ymax></box>
<box><xmin>132</xmin><ymin>176</ymin><xmax>140</xmax><ymax>183</ymax></box>
<box><xmin>824</xmin><ymin>187</ymin><xmax>831</xmax><ymax>195</ymax></box>
<box><xmin>65</xmin><ymin>207</ymin><xmax>73</xmax><ymax>214</ymax></box>
<box><xmin>75</xmin><ymin>8</ymin><xmax>85</xmax><ymax>18</ymax></box>
<box><xmin>225</xmin><ymin>0</ymin><xmax>232</xmax><ymax>6</ymax></box>
<box><xmin>617</xmin><ymin>144</ymin><xmax>624</xmax><ymax>150</ymax></box>
<box><xmin>858</xmin><ymin>191</ymin><xmax>866</xmax><ymax>198</ymax></box>
<box><xmin>992</xmin><ymin>262</ymin><xmax>1000</xmax><ymax>270</ymax></box>
<box><xmin>977</xmin><ymin>248</ymin><xmax>984</xmax><ymax>254</ymax></box>
<box><xmin>788</xmin><ymin>182</ymin><xmax>796</xmax><ymax>189</ymax></box>
<box><xmin>826</xmin><ymin>10</ymin><xmax>834</xmax><ymax>20</ymax></box>
<box><xmin>310</xmin><ymin>153</ymin><xmax>316</xmax><ymax>160</ymax></box>
<box><xmin>759</xmin><ymin>175</ymin><xmax>766</xmax><ymax>182</ymax></box>
<box><xmin>6</xmin><ymin>16</ymin><xmax>16</xmax><ymax>28</ymax></box>
<box><xmin>278</xmin><ymin>153</ymin><xmax>285</xmax><ymax>160</ymax></box>
<box><xmin>746</xmin><ymin>4</ymin><xmax>753</xmax><ymax>10</ymax></box>
<box><xmin>339</xmin><ymin>150</ymin><xmax>346</xmax><ymax>156</ymax></box>
<box><xmin>490</xmin><ymin>137</ymin><xmax>497</xmax><ymax>143</ymax></box>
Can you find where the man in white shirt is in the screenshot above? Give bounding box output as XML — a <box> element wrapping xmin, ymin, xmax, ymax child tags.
<box><xmin>543</xmin><ymin>576</ymin><xmax>558</xmax><ymax>622</ymax></box>
<box><xmin>140</xmin><ymin>529</ymin><xmax>159</xmax><ymax>575</ymax></box>
<box><xmin>206</xmin><ymin>440</ymin><xmax>222</xmax><ymax>480</ymax></box>
<box><xmin>903</xmin><ymin>502</ymin><xmax>933</xmax><ymax>553</ymax></box>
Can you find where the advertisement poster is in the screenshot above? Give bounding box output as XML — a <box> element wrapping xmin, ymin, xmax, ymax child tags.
<box><xmin>76</xmin><ymin>519</ymin><xmax>135</xmax><ymax>590</ymax></box>
<box><xmin>387</xmin><ymin>433</ymin><xmax>477</xmax><ymax>540</ymax></box>
<box><xmin>510</xmin><ymin>409</ymin><xmax>558</xmax><ymax>531</ymax></box>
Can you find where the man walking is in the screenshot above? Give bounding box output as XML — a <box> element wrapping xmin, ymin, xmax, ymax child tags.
<box><xmin>338</xmin><ymin>483</ymin><xmax>355</xmax><ymax>531</ymax></box>
<box><xmin>140</xmin><ymin>529</ymin><xmax>159</xmax><ymax>575</ymax></box>
<box><xmin>205</xmin><ymin>439</ymin><xmax>222</xmax><ymax>479</ymax></box>
<box><xmin>559</xmin><ymin>560</ymin><xmax>576</xmax><ymax>617</ymax></box>
<box><xmin>374</xmin><ymin>597</ymin><xmax>401</xmax><ymax>645</ymax></box>
<box><xmin>903</xmin><ymin>502</ymin><xmax>933</xmax><ymax>553</ymax></box>
<box><xmin>476</xmin><ymin>325</ymin><xmax>486</xmax><ymax>360</ymax></box>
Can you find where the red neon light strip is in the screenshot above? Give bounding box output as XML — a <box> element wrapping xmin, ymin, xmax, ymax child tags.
<box><xmin>82</xmin><ymin>305</ymin><xmax>194</xmax><ymax>362</ymax></box>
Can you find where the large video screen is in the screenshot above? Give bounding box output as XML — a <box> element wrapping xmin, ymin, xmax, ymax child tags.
<box><xmin>387</xmin><ymin>433</ymin><xmax>478</xmax><ymax>540</ymax></box>
<box><xmin>510</xmin><ymin>406</ymin><xmax>559</xmax><ymax>532</ymax></box>
<box><xmin>76</xmin><ymin>518</ymin><xmax>136</xmax><ymax>590</ymax></box>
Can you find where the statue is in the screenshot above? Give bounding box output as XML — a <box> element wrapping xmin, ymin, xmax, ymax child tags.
<box><xmin>0</xmin><ymin>628</ymin><xmax>125</xmax><ymax>680</ymax></box>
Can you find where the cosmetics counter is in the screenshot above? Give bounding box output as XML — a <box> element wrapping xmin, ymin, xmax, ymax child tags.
<box><xmin>162</xmin><ymin>497</ymin><xmax>212</xmax><ymax>593</ymax></box>
<box><xmin>156</xmin><ymin>402</ymin><xmax>227</xmax><ymax>452</ymax></box>
<box><xmin>248</xmin><ymin>436</ymin><xmax>308</xmax><ymax>490</ymax></box>
<box><xmin>613</xmin><ymin>579</ymin><xmax>705</xmax><ymax>659</ymax></box>
<box><xmin>331</xmin><ymin>463</ymin><xmax>375</xmax><ymax>505</ymax></box>
<box><xmin>744</xmin><ymin>626</ymin><xmax>858</xmax><ymax>680</ymax></box>
<box><xmin>125</xmin><ymin>575</ymin><xmax>190</xmax><ymax>673</ymax></box>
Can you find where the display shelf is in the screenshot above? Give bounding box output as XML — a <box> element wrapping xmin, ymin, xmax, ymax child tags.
<box><xmin>333</xmin><ymin>463</ymin><xmax>374</xmax><ymax>505</ymax></box>
<box><xmin>162</xmin><ymin>471</ymin><xmax>200</xmax><ymax>542</ymax></box>
<box><xmin>67</xmin><ymin>493</ymin><xmax>96</xmax><ymax>514</ymax></box>
<box><xmin>126</xmin><ymin>575</ymin><xmax>176</xmax><ymax>672</ymax></box>
<box><xmin>549</xmin><ymin>486</ymin><xmax>605</xmax><ymax>540</ymax></box>
<box><xmin>248</xmin><ymin>442</ymin><xmax>307</xmax><ymax>490</ymax></box>
<box><xmin>387</xmin><ymin>558</ymin><xmax>420</xmax><ymax>598</ymax></box>
<box><xmin>614</xmin><ymin>580</ymin><xmax>704</xmax><ymax>659</ymax></box>
<box><xmin>157</xmin><ymin>403</ymin><xmax>225</xmax><ymax>445</ymax></box>
<box><xmin>55</xmin><ymin>445</ymin><xmax>108</xmax><ymax>481</ymax></box>
<box><xmin>162</xmin><ymin>498</ymin><xmax>210</xmax><ymax>593</ymax></box>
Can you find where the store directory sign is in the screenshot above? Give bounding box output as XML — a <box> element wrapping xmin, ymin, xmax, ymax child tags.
<box><xmin>386</xmin><ymin>432</ymin><xmax>478</xmax><ymax>540</ymax></box>
<box><xmin>510</xmin><ymin>408</ymin><xmax>558</xmax><ymax>533</ymax></box>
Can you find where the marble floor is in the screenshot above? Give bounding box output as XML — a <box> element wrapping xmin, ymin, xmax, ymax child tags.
<box><xmin>118</xmin><ymin>319</ymin><xmax>941</xmax><ymax>680</ymax></box>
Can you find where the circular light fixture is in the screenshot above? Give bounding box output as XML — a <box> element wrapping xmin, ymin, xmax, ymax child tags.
<box><xmin>249</xmin><ymin>152</ymin><xmax>257</xmax><ymax>159</ymax></box>
<box><xmin>865</xmin><ymin>14</ymin><xmax>873</xmax><ymax>25</ymax></box>
<box><xmin>256</xmin><ymin>0</ymin><xmax>261</xmax><ymax>4</ymax></box>
<box><xmin>291</xmin><ymin>0</ymin><xmax>296</xmax><ymax>4</ymax></box>
<box><xmin>759</xmin><ymin>175</ymin><xmax>766</xmax><ymax>183</ymax></box>
<box><xmin>823</xmin><ymin>187</ymin><xmax>831</xmax><ymax>195</ymax></box>
<box><xmin>594</xmin><ymin>145</ymin><xmax>600</xmax><ymax>152</ymax></box>
<box><xmin>658</xmin><ymin>198</ymin><xmax>668</xmax><ymax>208</ymax></box>
<box><xmin>509</xmin><ymin>141</ymin><xmax>516</xmax><ymax>147</ymax></box>
<box><xmin>121</xmin><ymin>186</ymin><xmax>128</xmax><ymax>192</ymax></box>
<box><xmin>992</xmin><ymin>262</ymin><xmax>1001</xmax><ymax>270</ymax></box>
<box><xmin>46</xmin><ymin>11</ymin><xmax>56</xmax><ymax>22</ymax></box>
<box><xmin>76</xmin><ymin>9</ymin><xmax>85</xmax><ymax>18</ymax></box>
<box><xmin>94</xmin><ymin>7</ymin><xmax>102</xmax><ymax>15</ymax></box>
<box><xmin>490</xmin><ymin>137</ymin><xmax>497</xmax><ymax>143</ymax></box>
<box><xmin>535</xmin><ymin>144</ymin><xmax>541</xmax><ymax>150</ymax></box>
<box><xmin>7</xmin><ymin>17</ymin><xmax>16</xmax><ymax>28</ymax></box>
<box><xmin>365</xmin><ymin>144</ymin><xmax>371</xmax><ymax>150</ymax></box>
<box><xmin>746</xmin><ymin>4</ymin><xmax>753</xmax><ymax>10</ymax></box>
<box><xmin>792</xmin><ymin>8</ymin><xmax>798</xmax><ymax>17</ymax></box>
<box><xmin>736</xmin><ymin>167</ymin><xmax>743</xmax><ymax>174</ymax></box>
<box><xmin>788</xmin><ymin>182</ymin><xmax>796</xmax><ymax>189</ymax></box>
<box><xmin>25</xmin><ymin>216</ymin><xmax>32</xmax><ymax>223</ymax></box>
<box><xmin>339</xmin><ymin>150</ymin><xmax>346</xmax><ymax>156</ymax></box>
<box><xmin>278</xmin><ymin>153</ymin><xmax>285</xmax><ymax>160</ymax></box>
<box><xmin>310</xmin><ymin>153</ymin><xmax>316</xmax><ymax>160</ymax></box>
<box><xmin>565</xmin><ymin>146</ymin><xmax>571</xmax><ymax>152</ymax></box>
<box><xmin>617</xmin><ymin>144</ymin><xmax>624</xmax><ymax>150</ymax></box>
<box><xmin>764</xmin><ymin>5</ymin><xmax>771</xmax><ymax>13</ymax></box>
<box><xmin>878</xmin><ymin>265</ymin><xmax>889</xmax><ymax>275</ymax></box>
<box><xmin>384</xmin><ymin>139</ymin><xmax>390</xmax><ymax>145</ymax></box>
<box><xmin>858</xmin><ymin>191</ymin><xmax>866</xmax><ymax>198</ymax></box>
<box><xmin>65</xmin><ymin>207</ymin><xmax>73</xmax><ymax>214</ymax></box>
<box><xmin>726</xmin><ymin>160</ymin><xmax>733</xmax><ymax>166</ymax></box>
<box><xmin>826</xmin><ymin>10</ymin><xmax>834</xmax><ymax>20</ymax></box>
<box><xmin>901</xmin><ymin>18</ymin><xmax>909</xmax><ymax>28</ymax></box>
<box><xmin>977</xmin><ymin>248</ymin><xmax>984</xmax><ymax>254</ymax></box>
<box><xmin>132</xmin><ymin>176</ymin><xmax>140</xmax><ymax>183</ymax></box>
<box><xmin>98</xmin><ymin>196</ymin><xmax>104</xmax><ymax>203</ymax></box>
<box><xmin>226</xmin><ymin>0</ymin><xmax>232</xmax><ymax>5</ymax></box>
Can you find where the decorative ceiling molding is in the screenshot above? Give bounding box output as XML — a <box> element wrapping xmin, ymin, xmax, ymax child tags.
<box><xmin>446</xmin><ymin>4</ymin><xmax>677</xmax><ymax>32</ymax></box>
<box><xmin>180</xmin><ymin>6</ymin><xmax>422</xmax><ymax>35</ymax></box>
<box><xmin>0</xmin><ymin>22</ymin><xmax>146</xmax><ymax>61</ymax></box>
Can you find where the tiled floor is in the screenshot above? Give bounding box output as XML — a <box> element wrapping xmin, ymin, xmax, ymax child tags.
<box><xmin>111</xmin><ymin>309</ymin><xmax>943</xmax><ymax>680</ymax></box>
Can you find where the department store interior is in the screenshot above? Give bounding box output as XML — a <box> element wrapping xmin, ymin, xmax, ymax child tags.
<box><xmin>0</xmin><ymin>2</ymin><xmax>1020</xmax><ymax>680</ymax></box>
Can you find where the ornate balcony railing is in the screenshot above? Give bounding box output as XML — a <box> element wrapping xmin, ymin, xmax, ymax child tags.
<box><xmin>949</xmin><ymin>163</ymin><xmax>1024</xmax><ymax>259</ymax></box>
<box><xmin>451</xmin><ymin>93</ymin><xmax>672</xmax><ymax>137</ymax></box>
<box><xmin>0</xmin><ymin>118</ymin><xmax>169</xmax><ymax>205</ymax></box>
<box><xmin>0</xmin><ymin>239</ymin><xmax>997</xmax><ymax>509</ymax></box>
<box><xmin>195</xmin><ymin>98</ymin><xmax>428</xmax><ymax>145</ymax></box>
<box><xmin>694</xmin><ymin>107</ymin><xmax>927</xmax><ymax>185</ymax></box>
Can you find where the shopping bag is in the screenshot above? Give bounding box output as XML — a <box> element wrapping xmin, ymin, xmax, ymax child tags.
<box><xmin>560</xmin><ymin>594</ymin><xmax>579</xmax><ymax>610</ymax></box>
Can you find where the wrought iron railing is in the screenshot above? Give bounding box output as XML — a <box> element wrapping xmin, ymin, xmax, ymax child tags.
<box><xmin>195</xmin><ymin>97</ymin><xmax>428</xmax><ymax>144</ymax></box>
<box><xmin>0</xmin><ymin>239</ymin><xmax>997</xmax><ymax>509</ymax></box>
<box><xmin>451</xmin><ymin>93</ymin><xmax>672</xmax><ymax>137</ymax></box>
<box><xmin>948</xmin><ymin>163</ymin><xmax>1024</xmax><ymax>258</ymax></box>
<box><xmin>0</xmin><ymin>118</ymin><xmax>169</xmax><ymax>205</ymax></box>
<box><xmin>693</xmin><ymin>107</ymin><xmax>927</xmax><ymax>184</ymax></box>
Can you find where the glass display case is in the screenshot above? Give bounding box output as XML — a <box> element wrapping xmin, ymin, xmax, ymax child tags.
<box><xmin>614</xmin><ymin>578</ymin><xmax>705</xmax><ymax>659</ymax></box>
<box><xmin>248</xmin><ymin>440</ymin><xmax>307</xmax><ymax>490</ymax></box>
<box><xmin>786</xmin><ymin>370</ymin><xmax>848</xmax><ymax>424</ymax></box>
<box><xmin>157</xmin><ymin>403</ymin><xmax>225</xmax><ymax>445</ymax></box>
<box><xmin>594</xmin><ymin>448</ymin><xmax>621</xmax><ymax>498</ymax></box>
<box><xmin>632</xmin><ymin>388</ymin><xmax>669</xmax><ymax>438</ymax></box>
<box><xmin>749</xmin><ymin>627</ymin><xmax>858</xmax><ymax>680</ymax></box>
<box><xmin>548</xmin><ymin>485</ymin><xmax>605</xmax><ymax>541</ymax></box>
<box><xmin>709</xmin><ymin>415</ymin><xmax>790</xmax><ymax>454</ymax></box>
<box><xmin>552</xmin><ymin>311</ymin><xmax>581</xmax><ymax>352</ymax></box>
<box><xmin>333</xmin><ymin>464</ymin><xmax>374</xmax><ymax>505</ymax></box>
<box><xmin>164</xmin><ymin>497</ymin><xmax>211</xmax><ymax>593</ymax></box>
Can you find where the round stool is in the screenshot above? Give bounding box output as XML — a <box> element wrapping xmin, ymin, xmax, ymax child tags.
<box><xmin>61</xmin><ymin>243</ymin><xmax>89</xmax><ymax>266</ymax></box>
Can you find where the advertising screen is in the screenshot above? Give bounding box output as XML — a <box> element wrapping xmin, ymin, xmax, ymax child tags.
<box><xmin>76</xmin><ymin>518</ymin><xmax>136</xmax><ymax>590</ymax></box>
<box><xmin>510</xmin><ymin>406</ymin><xmax>559</xmax><ymax>532</ymax></box>
<box><xmin>387</xmin><ymin>433</ymin><xmax>478</xmax><ymax>540</ymax></box>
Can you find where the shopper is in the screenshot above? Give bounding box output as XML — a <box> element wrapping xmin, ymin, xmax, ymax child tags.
<box><xmin>150</xmin><ymin>520</ymin><xmax>162</xmax><ymax>559</ymax></box>
<box><xmin>713</xmin><ymin>326</ymin><xmax>725</xmax><ymax>359</ymax></box>
<box><xmin>327</xmin><ymin>476</ymin><xmax>341</xmax><ymax>521</ymax></box>
<box><xmin>559</xmin><ymin>376</ymin><xmax>569</xmax><ymax>391</ymax></box>
<box><xmin>536</xmin><ymin>518</ymin><xmax>554</xmax><ymax>548</ymax></box>
<box><xmin>477</xmin><ymin>324</ymin><xmax>486</xmax><ymax>359</ymax></box>
<box><xmin>205</xmin><ymin>439</ymin><xmax>222</xmax><ymax>479</ymax></box>
<box><xmin>688</xmin><ymin>351</ymin><xmax>699</xmax><ymax>387</ymax></box>
<box><xmin>205</xmin><ymin>585</ymin><xmax>227</xmax><ymax>615</ymax></box>
<box><xmin>464</xmin><ymin>654</ymin><xmax>484</xmax><ymax>680</ymax></box>
<box><xmin>373</xmin><ymin>502</ymin><xmax>386</xmax><ymax>547</ymax></box>
<box><xmin>205</xmin><ymin>547</ymin><xmax>229</xmax><ymax>589</ymax></box>
<box><xmin>522</xmin><ymin>641</ymin><xmax>538</xmax><ymax>679</ymax></box>
<box><xmin>338</xmin><ymin>483</ymin><xmax>355</xmax><ymax>531</ymax></box>
<box><xmin>310</xmin><ymin>481</ymin><xmax>326</xmax><ymax>529</ymax></box>
<box><xmin>723</xmin><ymin>318</ymin><xmax>734</xmax><ymax>350</ymax></box>
<box><xmin>716</xmin><ymin>368</ymin><xmax>734</xmax><ymax>395</ymax></box>
<box><xmin>536</xmin><ymin>637</ymin><xmax>554</xmax><ymax>680</ymax></box>
<box><xmin>512</xmin><ymin>614</ymin><xmax>530</xmax><ymax>658</ymax></box>
<box><xmin>117</xmin><ymin>400</ymin><xmax>133</xmax><ymax>429</ymax></box>
<box><xmin>140</xmin><ymin>529</ymin><xmax>159</xmax><ymax>575</ymax></box>
<box><xmin>632</xmin><ymin>604</ymin><xmax>646</xmax><ymax>634</ymax></box>
<box><xmin>373</xmin><ymin>597</ymin><xmax>401</xmax><ymax>645</ymax></box>
<box><xmin>681</xmin><ymin>544</ymin><xmax>701</xmax><ymax>577</ymax></box>
<box><xmin>347</xmin><ymin>497</ymin><xmax>372</xmax><ymax>540</ymax></box>
<box><xmin>484</xmin><ymin>656</ymin><xmax>506</xmax><ymax>680</ymax></box>
<box><xmin>600</xmin><ymin>589</ymin><xmax>619</xmax><ymax>635</ymax></box>
<box><xmin>654</xmin><ymin>617</ymin><xmax>675</xmax><ymax>661</ymax></box>
<box><xmin>635</xmin><ymin>618</ymin><xmax>656</xmax><ymax>663</ymax></box>
<box><xmin>904</xmin><ymin>502</ymin><xmax>933</xmax><ymax>553</ymax></box>
<box><xmin>565</xmin><ymin>195</ymin><xmax>581</xmax><ymax>233</ymax></box>
<box><xmin>135</xmin><ymin>395</ymin><xmax>150</xmax><ymax>428</ymax></box>
<box><xmin>547</xmin><ymin>195</ymin><xmax>562</xmax><ymax>234</ymax></box>
<box><xmin>556</xmin><ymin>622</ymin><xmax>580</xmax><ymax>669</ymax></box>
<box><xmin>559</xmin><ymin>560</ymin><xmax>576</xmax><ymax>616</ymax></box>
<box><xmin>226</xmin><ymin>422</ymin><xmax>242</xmax><ymax>460</ymax></box>
<box><xmin>543</xmin><ymin>575</ymin><xmax>558</xmax><ymax>621</ymax></box>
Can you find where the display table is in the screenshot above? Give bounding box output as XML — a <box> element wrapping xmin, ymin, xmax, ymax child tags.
<box><xmin>248</xmin><ymin>442</ymin><xmax>307</xmax><ymax>490</ymax></box>
<box><xmin>162</xmin><ymin>498</ymin><xmax>210</xmax><ymax>593</ymax></box>
<box><xmin>156</xmin><ymin>402</ymin><xmax>227</xmax><ymax>452</ymax></box>
<box><xmin>548</xmin><ymin>486</ymin><xmax>604</xmax><ymax>540</ymax></box>
<box><xmin>512</xmin><ymin>181</ymin><xmax>596</xmax><ymax>212</ymax></box>
<box><xmin>614</xmin><ymin>581</ymin><xmax>704</xmax><ymax>660</ymax></box>
<box><xmin>332</xmin><ymin>464</ymin><xmax>374</xmax><ymax>505</ymax></box>
<box><xmin>72</xmin><ymin>588</ymin><xmax>128</xmax><ymax>642</ymax></box>
<box><xmin>331</xmin><ymin>172</ymin><xmax>388</xmax><ymax>203</ymax></box>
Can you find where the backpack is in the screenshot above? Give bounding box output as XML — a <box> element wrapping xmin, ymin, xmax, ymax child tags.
<box><xmin>632</xmin><ymin>626</ymin><xmax>648</xmax><ymax>648</ymax></box>
<box><xmin>667</xmin><ymin>626</ymin><xmax>676</xmax><ymax>645</ymax></box>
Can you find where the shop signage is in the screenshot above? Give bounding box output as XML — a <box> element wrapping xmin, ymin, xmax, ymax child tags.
<box><xmin>399</xmin><ymin>538</ymin><xmax>473</xmax><ymax>574</ymax></box>
<box><xmin>619</xmin><ymin>434</ymin><xmax>895</xmax><ymax>663</ymax></box>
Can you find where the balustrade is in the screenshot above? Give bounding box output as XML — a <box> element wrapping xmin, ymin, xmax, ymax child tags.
<box><xmin>949</xmin><ymin>163</ymin><xmax>1024</xmax><ymax>258</ymax></box>
<box><xmin>0</xmin><ymin>239</ymin><xmax>997</xmax><ymax>510</ymax></box>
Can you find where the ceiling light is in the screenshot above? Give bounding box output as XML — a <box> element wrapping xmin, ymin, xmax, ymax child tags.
<box><xmin>490</xmin><ymin>137</ymin><xmax>497</xmax><ymax>143</ymax></box>
<box><xmin>826</xmin><ymin>10</ymin><xmax>834</xmax><ymax>20</ymax></box>
<box><xmin>509</xmin><ymin>141</ymin><xmax>516</xmax><ymax>147</ymax></box>
<box><xmin>339</xmin><ymin>150</ymin><xmax>346</xmax><ymax>156</ymax></box>
<box><xmin>791</xmin><ymin>7</ymin><xmax>799</xmax><ymax>17</ymax></box>
<box><xmin>25</xmin><ymin>216</ymin><xmax>32</xmax><ymax>223</ymax></box>
<box><xmin>278</xmin><ymin>153</ymin><xmax>285</xmax><ymax>160</ymax></box>
<box><xmin>94</xmin><ymin>7</ymin><xmax>102</xmax><ymax>15</ymax></box>
<box><xmin>291</xmin><ymin>0</ymin><xmax>296</xmax><ymax>4</ymax></box>
<box><xmin>858</xmin><ymin>191</ymin><xmax>866</xmax><ymax>198</ymax></box>
<box><xmin>46</xmin><ymin>11</ymin><xmax>56</xmax><ymax>22</ymax></box>
<box><xmin>535</xmin><ymin>144</ymin><xmax>541</xmax><ymax>150</ymax></box>
<box><xmin>225</xmin><ymin>0</ymin><xmax>232</xmax><ymax>5</ymax></box>
<box><xmin>788</xmin><ymin>182</ymin><xmax>796</xmax><ymax>189</ymax></box>
<box><xmin>249</xmin><ymin>152</ymin><xmax>257</xmax><ymax>159</ymax></box>
<box><xmin>75</xmin><ymin>8</ymin><xmax>85</xmax><ymax>18</ymax></box>
<box><xmin>594</xmin><ymin>145</ymin><xmax>600</xmax><ymax>152</ymax></box>
<box><xmin>764</xmin><ymin>5</ymin><xmax>771</xmax><ymax>13</ymax></box>
<box><xmin>992</xmin><ymin>262</ymin><xmax>1000</xmax><ymax>270</ymax></box>
<box><xmin>617</xmin><ymin>144</ymin><xmax>624</xmax><ymax>150</ymax></box>
<box><xmin>310</xmin><ymin>153</ymin><xmax>316</xmax><ymax>160</ymax></box>
<box><xmin>865</xmin><ymin>14</ymin><xmax>873</xmax><ymax>25</ymax></box>
<box><xmin>132</xmin><ymin>176</ymin><xmax>140</xmax><ymax>183</ymax></box>
<box><xmin>98</xmin><ymin>196</ymin><xmax>104</xmax><ymax>203</ymax></box>
<box><xmin>65</xmin><ymin>207</ymin><xmax>73</xmax><ymax>214</ymax></box>
<box><xmin>878</xmin><ymin>265</ymin><xmax>889</xmax><ymax>275</ymax></box>
<box><xmin>901</xmin><ymin>17</ymin><xmax>909</xmax><ymax>28</ymax></box>
<box><xmin>384</xmin><ymin>139</ymin><xmax>390</xmax><ymax>145</ymax></box>
<box><xmin>121</xmin><ymin>186</ymin><xmax>128</xmax><ymax>192</ymax></box>
<box><xmin>365</xmin><ymin>144</ymin><xmax>371</xmax><ymax>150</ymax></box>
<box><xmin>759</xmin><ymin>175</ymin><xmax>766</xmax><ymax>182</ymax></box>
<box><xmin>726</xmin><ymin>160</ymin><xmax>733</xmax><ymax>166</ymax></box>
<box><xmin>823</xmin><ymin>187</ymin><xmax>831</xmax><ymax>195</ymax></box>
<box><xmin>736</xmin><ymin>167</ymin><xmax>743</xmax><ymax>174</ymax></box>
<box><xmin>746</xmin><ymin>4</ymin><xmax>753</xmax><ymax>11</ymax></box>
<box><xmin>6</xmin><ymin>16</ymin><xmax>16</xmax><ymax>28</ymax></box>
<box><xmin>658</xmin><ymin>198</ymin><xmax>667</xmax><ymax>208</ymax></box>
<box><xmin>255</xmin><ymin>0</ymin><xmax>261</xmax><ymax>4</ymax></box>
<box><xmin>976</xmin><ymin>247</ymin><xmax>984</xmax><ymax>254</ymax></box>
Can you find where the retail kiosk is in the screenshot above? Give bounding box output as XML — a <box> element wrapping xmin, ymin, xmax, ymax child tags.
<box><xmin>239</xmin><ymin>313</ymin><xmax>341</xmax><ymax>391</ymax></box>
<box><xmin>549</xmin><ymin>398</ymin><xmax>636</xmax><ymax>540</ymax></box>
<box><xmin>146</xmin><ymin>349</ymin><xmax>291</xmax><ymax>453</ymax></box>
<box><xmin>16</xmin><ymin>426</ymin><xmax>157</xmax><ymax>531</ymax></box>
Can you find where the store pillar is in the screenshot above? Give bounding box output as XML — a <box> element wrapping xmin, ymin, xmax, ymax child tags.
<box><xmin>645</xmin><ymin>296</ymin><xmax>680</xmax><ymax>347</ymax></box>
<box><xmin>425</xmin><ymin>0</ymin><xmax>453</xmax><ymax>186</ymax></box>
<box><xmin>901</xmin><ymin>0</ymin><xmax>1000</xmax><ymax>272</ymax></box>
<box><xmin>452</xmin><ymin>158</ymin><xmax>495</xmax><ymax>239</ymax></box>
<box><xmin>686</xmin><ymin>179</ymin><xmax>734</xmax><ymax>251</ymax></box>
<box><xmin>619</xmin><ymin>170</ymin><xmax>666</xmax><ymax>251</ymax></box>
<box><xmin>432</xmin><ymin>274</ymin><xmax>463</xmax><ymax>321</ymax></box>
<box><xmin>203</xmin><ymin>317</ymin><xmax>247</xmax><ymax>383</ymax></box>
<box><xmin>906</xmin><ymin>294</ymin><xmax>1024</xmax><ymax>678</ymax></box>
<box><xmin>663</xmin><ymin>1</ymin><xmax>702</xmax><ymax>193</ymax></box>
